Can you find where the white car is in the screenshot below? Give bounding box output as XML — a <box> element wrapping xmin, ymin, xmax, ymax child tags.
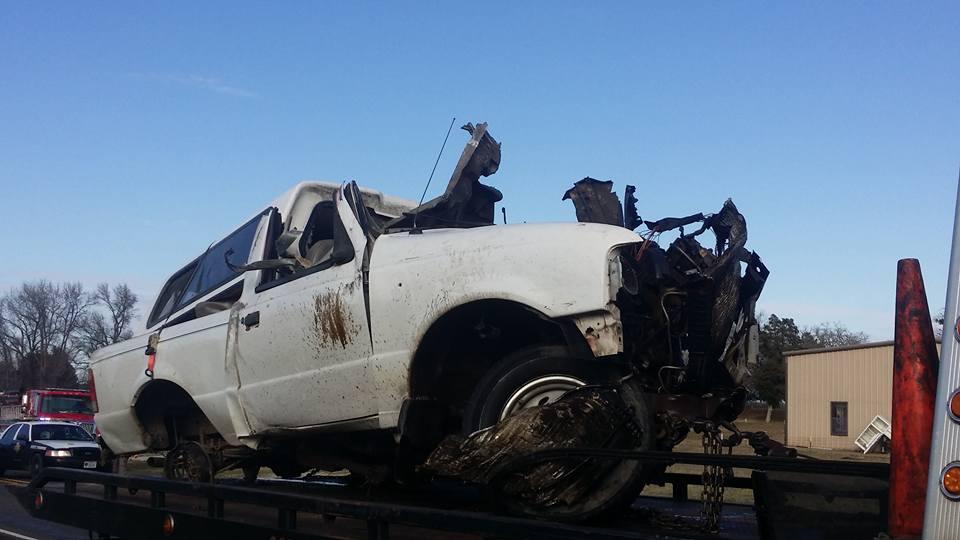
<box><xmin>89</xmin><ymin>123</ymin><xmax>767</xmax><ymax>519</ymax></box>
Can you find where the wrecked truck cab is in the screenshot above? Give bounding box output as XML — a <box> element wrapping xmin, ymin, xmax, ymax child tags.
<box><xmin>88</xmin><ymin>122</ymin><xmax>768</xmax><ymax>523</ymax></box>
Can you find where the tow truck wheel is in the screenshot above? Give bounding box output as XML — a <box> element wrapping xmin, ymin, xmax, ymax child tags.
<box><xmin>462</xmin><ymin>345</ymin><xmax>654</xmax><ymax>521</ymax></box>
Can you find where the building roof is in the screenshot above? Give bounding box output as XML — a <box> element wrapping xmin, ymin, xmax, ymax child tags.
<box><xmin>784</xmin><ymin>338</ymin><xmax>941</xmax><ymax>357</ymax></box>
<box><xmin>783</xmin><ymin>340</ymin><xmax>895</xmax><ymax>357</ymax></box>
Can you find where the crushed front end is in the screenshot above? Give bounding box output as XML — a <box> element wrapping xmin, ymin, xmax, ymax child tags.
<box><xmin>566</xmin><ymin>178</ymin><xmax>769</xmax><ymax>443</ymax></box>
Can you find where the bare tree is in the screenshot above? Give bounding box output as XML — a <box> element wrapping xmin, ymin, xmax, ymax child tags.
<box><xmin>0</xmin><ymin>281</ymin><xmax>94</xmax><ymax>389</ymax></box>
<box><xmin>78</xmin><ymin>283</ymin><xmax>139</xmax><ymax>355</ymax></box>
<box><xmin>800</xmin><ymin>322</ymin><xmax>869</xmax><ymax>349</ymax></box>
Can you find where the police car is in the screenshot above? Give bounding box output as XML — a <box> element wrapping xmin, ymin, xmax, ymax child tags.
<box><xmin>0</xmin><ymin>421</ymin><xmax>101</xmax><ymax>477</ymax></box>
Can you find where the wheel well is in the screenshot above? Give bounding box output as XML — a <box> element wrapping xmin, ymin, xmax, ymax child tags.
<box><xmin>133</xmin><ymin>380</ymin><xmax>215</xmax><ymax>451</ymax></box>
<box><xmin>407</xmin><ymin>300</ymin><xmax>576</xmax><ymax>432</ymax></box>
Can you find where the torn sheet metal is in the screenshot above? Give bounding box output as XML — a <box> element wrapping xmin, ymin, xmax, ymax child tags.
<box><xmin>388</xmin><ymin>122</ymin><xmax>503</xmax><ymax>230</ymax></box>
<box><xmin>421</xmin><ymin>386</ymin><xmax>638</xmax><ymax>509</ymax></box>
<box><xmin>623</xmin><ymin>185</ymin><xmax>641</xmax><ymax>230</ymax></box>
<box><xmin>562</xmin><ymin>178</ymin><xmax>625</xmax><ymax>227</ymax></box>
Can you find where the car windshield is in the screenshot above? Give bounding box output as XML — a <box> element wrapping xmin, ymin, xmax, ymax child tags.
<box><xmin>40</xmin><ymin>395</ymin><xmax>92</xmax><ymax>414</ymax></box>
<box><xmin>31</xmin><ymin>424</ymin><xmax>94</xmax><ymax>442</ymax></box>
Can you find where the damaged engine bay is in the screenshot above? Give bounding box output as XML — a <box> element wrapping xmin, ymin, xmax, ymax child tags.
<box><xmin>416</xmin><ymin>125</ymin><xmax>770</xmax><ymax>523</ymax></box>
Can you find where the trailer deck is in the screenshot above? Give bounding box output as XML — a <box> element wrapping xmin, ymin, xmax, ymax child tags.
<box><xmin>7</xmin><ymin>449</ymin><xmax>890</xmax><ymax>540</ymax></box>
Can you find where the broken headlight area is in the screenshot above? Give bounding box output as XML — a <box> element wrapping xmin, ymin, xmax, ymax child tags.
<box><xmin>421</xmin><ymin>386</ymin><xmax>641</xmax><ymax>514</ymax></box>
<box><xmin>565</xmin><ymin>178</ymin><xmax>769</xmax><ymax>418</ymax></box>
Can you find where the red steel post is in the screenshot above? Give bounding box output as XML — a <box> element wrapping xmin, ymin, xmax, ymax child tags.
<box><xmin>890</xmin><ymin>258</ymin><xmax>940</xmax><ymax>538</ymax></box>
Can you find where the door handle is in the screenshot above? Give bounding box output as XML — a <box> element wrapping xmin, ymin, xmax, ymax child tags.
<box><xmin>242</xmin><ymin>311</ymin><xmax>260</xmax><ymax>330</ymax></box>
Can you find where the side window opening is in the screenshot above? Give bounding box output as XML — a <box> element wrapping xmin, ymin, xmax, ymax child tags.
<box><xmin>298</xmin><ymin>201</ymin><xmax>337</xmax><ymax>267</ymax></box>
<box><xmin>257</xmin><ymin>199</ymin><xmax>354</xmax><ymax>291</ymax></box>
<box><xmin>16</xmin><ymin>424</ymin><xmax>30</xmax><ymax>441</ymax></box>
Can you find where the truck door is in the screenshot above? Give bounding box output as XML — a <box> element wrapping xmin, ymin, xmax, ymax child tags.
<box><xmin>234</xmin><ymin>184</ymin><xmax>376</xmax><ymax>432</ymax></box>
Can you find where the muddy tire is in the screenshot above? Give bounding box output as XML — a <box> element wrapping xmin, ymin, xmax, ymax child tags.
<box><xmin>164</xmin><ymin>441</ymin><xmax>212</xmax><ymax>483</ymax></box>
<box><xmin>463</xmin><ymin>346</ymin><xmax>602</xmax><ymax>432</ymax></box>
<box><xmin>462</xmin><ymin>345</ymin><xmax>654</xmax><ymax>521</ymax></box>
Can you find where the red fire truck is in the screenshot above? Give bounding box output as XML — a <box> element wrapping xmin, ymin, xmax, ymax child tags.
<box><xmin>0</xmin><ymin>388</ymin><xmax>95</xmax><ymax>434</ymax></box>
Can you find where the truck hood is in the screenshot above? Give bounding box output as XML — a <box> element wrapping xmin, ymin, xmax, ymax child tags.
<box><xmin>376</xmin><ymin>221</ymin><xmax>641</xmax><ymax>264</ymax></box>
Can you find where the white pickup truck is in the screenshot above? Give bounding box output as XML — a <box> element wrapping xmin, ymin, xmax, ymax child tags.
<box><xmin>89</xmin><ymin>123</ymin><xmax>768</xmax><ymax>519</ymax></box>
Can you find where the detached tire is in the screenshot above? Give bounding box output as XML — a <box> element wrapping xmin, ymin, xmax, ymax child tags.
<box><xmin>462</xmin><ymin>345</ymin><xmax>654</xmax><ymax>521</ymax></box>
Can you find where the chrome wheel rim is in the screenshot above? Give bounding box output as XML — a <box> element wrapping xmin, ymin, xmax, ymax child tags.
<box><xmin>499</xmin><ymin>375</ymin><xmax>586</xmax><ymax>420</ymax></box>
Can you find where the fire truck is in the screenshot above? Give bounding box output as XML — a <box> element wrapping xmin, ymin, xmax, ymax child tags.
<box><xmin>0</xmin><ymin>388</ymin><xmax>95</xmax><ymax>434</ymax></box>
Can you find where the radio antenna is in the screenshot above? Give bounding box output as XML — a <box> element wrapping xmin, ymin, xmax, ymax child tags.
<box><xmin>412</xmin><ymin>116</ymin><xmax>456</xmax><ymax>232</ymax></box>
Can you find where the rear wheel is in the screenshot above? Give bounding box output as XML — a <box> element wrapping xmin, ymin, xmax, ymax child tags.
<box><xmin>462</xmin><ymin>345</ymin><xmax>654</xmax><ymax>521</ymax></box>
<box><xmin>164</xmin><ymin>441</ymin><xmax>212</xmax><ymax>483</ymax></box>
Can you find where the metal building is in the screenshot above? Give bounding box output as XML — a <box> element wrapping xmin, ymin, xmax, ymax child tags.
<box><xmin>785</xmin><ymin>341</ymin><xmax>896</xmax><ymax>450</ymax></box>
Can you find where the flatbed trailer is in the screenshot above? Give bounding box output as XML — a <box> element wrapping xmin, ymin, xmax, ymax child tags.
<box><xmin>7</xmin><ymin>449</ymin><xmax>890</xmax><ymax>540</ymax></box>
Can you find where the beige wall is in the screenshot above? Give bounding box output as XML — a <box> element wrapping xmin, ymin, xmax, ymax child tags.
<box><xmin>786</xmin><ymin>343</ymin><xmax>893</xmax><ymax>449</ymax></box>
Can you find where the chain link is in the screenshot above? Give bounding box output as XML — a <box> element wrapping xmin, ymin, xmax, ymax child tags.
<box><xmin>700</xmin><ymin>428</ymin><xmax>726</xmax><ymax>533</ymax></box>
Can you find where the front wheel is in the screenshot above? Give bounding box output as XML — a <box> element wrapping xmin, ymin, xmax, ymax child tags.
<box><xmin>461</xmin><ymin>345</ymin><xmax>654</xmax><ymax>521</ymax></box>
<box><xmin>463</xmin><ymin>346</ymin><xmax>598</xmax><ymax>433</ymax></box>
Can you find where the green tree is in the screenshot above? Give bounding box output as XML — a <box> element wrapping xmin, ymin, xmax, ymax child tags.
<box><xmin>752</xmin><ymin>314</ymin><xmax>869</xmax><ymax>420</ymax></box>
<box><xmin>752</xmin><ymin>361</ymin><xmax>784</xmax><ymax>411</ymax></box>
<box><xmin>758</xmin><ymin>314</ymin><xmax>803</xmax><ymax>365</ymax></box>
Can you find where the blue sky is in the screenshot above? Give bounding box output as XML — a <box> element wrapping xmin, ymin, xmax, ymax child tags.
<box><xmin>1</xmin><ymin>2</ymin><xmax>957</xmax><ymax>338</ymax></box>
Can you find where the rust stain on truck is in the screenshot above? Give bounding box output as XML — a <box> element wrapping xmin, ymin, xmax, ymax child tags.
<box><xmin>313</xmin><ymin>290</ymin><xmax>355</xmax><ymax>349</ymax></box>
